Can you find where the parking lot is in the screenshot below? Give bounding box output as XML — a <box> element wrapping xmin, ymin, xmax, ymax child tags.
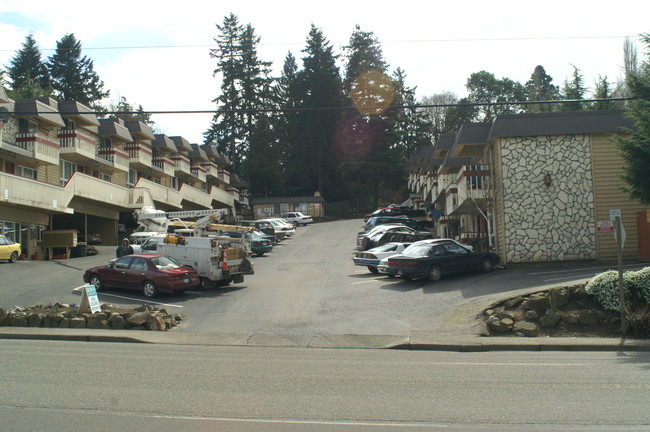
<box><xmin>1</xmin><ymin>218</ymin><xmax>643</xmax><ymax>336</ymax></box>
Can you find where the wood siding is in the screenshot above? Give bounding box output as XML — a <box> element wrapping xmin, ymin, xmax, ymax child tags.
<box><xmin>590</xmin><ymin>133</ymin><xmax>645</xmax><ymax>263</ymax></box>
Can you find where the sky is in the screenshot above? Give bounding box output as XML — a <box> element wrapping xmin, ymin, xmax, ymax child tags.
<box><xmin>1</xmin><ymin>0</ymin><xmax>648</xmax><ymax>144</ymax></box>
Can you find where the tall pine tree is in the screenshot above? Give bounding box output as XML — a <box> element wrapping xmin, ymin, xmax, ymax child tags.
<box><xmin>525</xmin><ymin>65</ymin><xmax>559</xmax><ymax>113</ymax></box>
<box><xmin>47</xmin><ymin>33</ymin><xmax>109</xmax><ymax>109</ymax></box>
<box><xmin>560</xmin><ymin>65</ymin><xmax>586</xmax><ymax>111</ymax></box>
<box><xmin>7</xmin><ymin>33</ymin><xmax>52</xmax><ymax>98</ymax></box>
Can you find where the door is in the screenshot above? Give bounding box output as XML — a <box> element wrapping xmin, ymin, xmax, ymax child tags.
<box><xmin>637</xmin><ymin>210</ymin><xmax>650</xmax><ymax>262</ymax></box>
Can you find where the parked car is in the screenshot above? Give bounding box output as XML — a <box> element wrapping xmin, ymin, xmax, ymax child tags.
<box><xmin>364</xmin><ymin>205</ymin><xmax>427</xmax><ymax>222</ymax></box>
<box><xmin>364</xmin><ymin>215</ymin><xmax>419</xmax><ymax>232</ymax></box>
<box><xmin>237</xmin><ymin>220</ymin><xmax>278</xmax><ymax>242</ymax></box>
<box><xmin>384</xmin><ymin>239</ymin><xmax>499</xmax><ymax>282</ymax></box>
<box><xmin>0</xmin><ymin>235</ymin><xmax>21</xmax><ymax>263</ymax></box>
<box><xmin>83</xmin><ymin>254</ymin><xmax>201</xmax><ymax>298</ymax></box>
<box><xmin>371</xmin><ymin>230</ymin><xmax>435</xmax><ymax>249</ymax></box>
<box><xmin>259</xmin><ymin>218</ymin><xmax>296</xmax><ymax>239</ymax></box>
<box><xmin>356</xmin><ymin>224</ymin><xmax>416</xmax><ymax>251</ymax></box>
<box><xmin>220</xmin><ymin>230</ymin><xmax>274</xmax><ymax>256</ymax></box>
<box><xmin>281</xmin><ymin>212</ymin><xmax>313</xmax><ymax>226</ymax></box>
<box><xmin>79</xmin><ymin>232</ymin><xmax>102</xmax><ymax>245</ymax></box>
<box><xmin>353</xmin><ymin>242</ymin><xmax>411</xmax><ymax>273</ymax></box>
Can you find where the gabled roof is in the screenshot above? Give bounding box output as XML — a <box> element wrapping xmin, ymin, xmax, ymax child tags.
<box><xmin>98</xmin><ymin>118</ymin><xmax>133</xmax><ymax>143</ymax></box>
<box><xmin>14</xmin><ymin>98</ymin><xmax>65</xmax><ymax>127</ymax></box>
<box><xmin>153</xmin><ymin>134</ymin><xmax>178</xmax><ymax>152</ymax></box>
<box><xmin>124</xmin><ymin>120</ymin><xmax>155</xmax><ymax>141</ymax></box>
<box><xmin>169</xmin><ymin>136</ymin><xmax>192</xmax><ymax>152</ymax></box>
<box><xmin>58</xmin><ymin>100</ymin><xmax>100</xmax><ymax>127</ymax></box>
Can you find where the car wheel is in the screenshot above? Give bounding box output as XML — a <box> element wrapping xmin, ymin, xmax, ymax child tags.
<box><xmin>427</xmin><ymin>264</ymin><xmax>442</xmax><ymax>282</ymax></box>
<box><xmin>256</xmin><ymin>252</ymin><xmax>265</xmax><ymax>257</ymax></box>
<box><xmin>142</xmin><ymin>280</ymin><xmax>158</xmax><ymax>298</ymax></box>
<box><xmin>481</xmin><ymin>257</ymin><xmax>494</xmax><ymax>273</ymax></box>
<box><xmin>89</xmin><ymin>274</ymin><xmax>103</xmax><ymax>291</ymax></box>
<box><xmin>368</xmin><ymin>266</ymin><xmax>378</xmax><ymax>274</ymax></box>
<box><xmin>9</xmin><ymin>251</ymin><xmax>18</xmax><ymax>263</ymax></box>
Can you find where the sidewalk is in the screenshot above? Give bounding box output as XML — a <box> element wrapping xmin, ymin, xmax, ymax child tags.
<box><xmin>1</xmin><ymin>326</ymin><xmax>649</xmax><ymax>352</ymax></box>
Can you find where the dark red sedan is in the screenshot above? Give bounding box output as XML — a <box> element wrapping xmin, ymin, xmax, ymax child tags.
<box><xmin>83</xmin><ymin>254</ymin><xmax>200</xmax><ymax>298</ymax></box>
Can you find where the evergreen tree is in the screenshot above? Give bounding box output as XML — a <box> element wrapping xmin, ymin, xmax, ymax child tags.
<box><xmin>205</xmin><ymin>14</ymin><xmax>273</xmax><ymax>173</ymax></box>
<box><xmin>560</xmin><ymin>65</ymin><xmax>586</xmax><ymax>111</ymax></box>
<box><xmin>590</xmin><ymin>76</ymin><xmax>616</xmax><ymax>110</ymax></box>
<box><xmin>291</xmin><ymin>25</ymin><xmax>343</xmax><ymax>197</ymax></box>
<box><xmin>444</xmin><ymin>97</ymin><xmax>478</xmax><ymax>133</ymax></box>
<box><xmin>108</xmin><ymin>96</ymin><xmax>154</xmax><ymax>125</ymax></box>
<box><xmin>47</xmin><ymin>33</ymin><xmax>109</xmax><ymax>109</ymax></box>
<box><xmin>242</xmin><ymin>115</ymin><xmax>283</xmax><ymax>198</ymax></box>
<box><xmin>617</xmin><ymin>34</ymin><xmax>650</xmax><ymax>205</ymax></box>
<box><xmin>7</xmin><ymin>33</ymin><xmax>51</xmax><ymax>94</ymax></box>
<box><xmin>525</xmin><ymin>65</ymin><xmax>560</xmax><ymax>113</ymax></box>
<box><xmin>274</xmin><ymin>52</ymin><xmax>302</xmax><ymax>193</ymax></box>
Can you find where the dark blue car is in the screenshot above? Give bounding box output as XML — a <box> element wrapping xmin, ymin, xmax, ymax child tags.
<box><xmin>220</xmin><ymin>231</ymin><xmax>274</xmax><ymax>256</ymax></box>
<box><xmin>386</xmin><ymin>239</ymin><xmax>500</xmax><ymax>282</ymax></box>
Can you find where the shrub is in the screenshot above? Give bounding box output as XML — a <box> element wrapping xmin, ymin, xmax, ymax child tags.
<box><xmin>586</xmin><ymin>267</ymin><xmax>650</xmax><ymax>312</ymax></box>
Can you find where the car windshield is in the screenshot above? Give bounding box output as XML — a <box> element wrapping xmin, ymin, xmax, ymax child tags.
<box><xmin>402</xmin><ymin>243</ymin><xmax>434</xmax><ymax>258</ymax></box>
<box><xmin>370</xmin><ymin>243</ymin><xmax>400</xmax><ymax>253</ymax></box>
<box><xmin>150</xmin><ymin>255</ymin><xmax>182</xmax><ymax>269</ymax></box>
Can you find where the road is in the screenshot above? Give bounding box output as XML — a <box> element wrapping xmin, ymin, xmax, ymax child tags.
<box><xmin>1</xmin><ymin>339</ymin><xmax>649</xmax><ymax>431</ymax></box>
<box><xmin>1</xmin><ymin>219</ymin><xmax>645</xmax><ymax>337</ymax></box>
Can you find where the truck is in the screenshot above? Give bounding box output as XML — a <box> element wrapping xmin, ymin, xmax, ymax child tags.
<box><xmin>129</xmin><ymin>206</ymin><xmax>230</xmax><ymax>246</ymax></box>
<box><xmin>138</xmin><ymin>212</ymin><xmax>255</xmax><ymax>286</ymax></box>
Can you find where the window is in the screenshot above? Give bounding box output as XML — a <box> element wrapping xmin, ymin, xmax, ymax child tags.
<box><xmin>60</xmin><ymin>160</ymin><xmax>76</xmax><ymax>186</ymax></box>
<box><xmin>280</xmin><ymin>203</ymin><xmax>289</xmax><ymax>214</ymax></box>
<box><xmin>18</xmin><ymin>118</ymin><xmax>37</xmax><ymax>133</ymax></box>
<box><xmin>18</xmin><ymin>165</ymin><xmax>37</xmax><ymax>180</ymax></box>
<box><xmin>130</xmin><ymin>257</ymin><xmax>147</xmax><ymax>271</ymax></box>
<box><xmin>127</xmin><ymin>169</ymin><xmax>137</xmax><ymax>187</ymax></box>
<box><xmin>100</xmin><ymin>172</ymin><xmax>112</xmax><ymax>182</ymax></box>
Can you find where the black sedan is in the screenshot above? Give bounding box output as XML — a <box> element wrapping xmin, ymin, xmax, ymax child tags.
<box><xmin>386</xmin><ymin>239</ymin><xmax>500</xmax><ymax>282</ymax></box>
<box><xmin>83</xmin><ymin>254</ymin><xmax>201</xmax><ymax>298</ymax></box>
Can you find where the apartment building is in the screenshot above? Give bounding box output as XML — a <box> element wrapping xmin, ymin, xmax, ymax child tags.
<box><xmin>408</xmin><ymin>110</ymin><xmax>646</xmax><ymax>264</ymax></box>
<box><xmin>0</xmin><ymin>93</ymin><xmax>249</xmax><ymax>259</ymax></box>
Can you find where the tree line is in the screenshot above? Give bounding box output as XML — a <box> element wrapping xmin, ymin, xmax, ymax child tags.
<box><xmin>2</xmin><ymin>22</ymin><xmax>649</xmax><ymax>210</ymax></box>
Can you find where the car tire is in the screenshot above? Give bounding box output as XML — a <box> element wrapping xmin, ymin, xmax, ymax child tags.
<box><xmin>368</xmin><ymin>266</ymin><xmax>378</xmax><ymax>274</ymax></box>
<box><xmin>427</xmin><ymin>264</ymin><xmax>442</xmax><ymax>282</ymax></box>
<box><xmin>481</xmin><ymin>257</ymin><xmax>494</xmax><ymax>273</ymax></box>
<box><xmin>89</xmin><ymin>274</ymin><xmax>103</xmax><ymax>291</ymax></box>
<box><xmin>256</xmin><ymin>252</ymin><xmax>265</xmax><ymax>257</ymax></box>
<box><xmin>9</xmin><ymin>251</ymin><xmax>18</xmax><ymax>263</ymax></box>
<box><xmin>142</xmin><ymin>280</ymin><xmax>158</xmax><ymax>298</ymax></box>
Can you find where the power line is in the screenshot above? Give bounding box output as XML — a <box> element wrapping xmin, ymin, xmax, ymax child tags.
<box><xmin>1</xmin><ymin>98</ymin><xmax>634</xmax><ymax>117</ymax></box>
<box><xmin>0</xmin><ymin>35</ymin><xmax>637</xmax><ymax>53</ymax></box>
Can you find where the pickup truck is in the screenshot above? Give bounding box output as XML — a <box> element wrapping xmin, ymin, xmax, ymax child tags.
<box><xmin>139</xmin><ymin>234</ymin><xmax>253</xmax><ymax>286</ymax></box>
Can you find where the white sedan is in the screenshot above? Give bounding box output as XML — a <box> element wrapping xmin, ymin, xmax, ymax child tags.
<box><xmin>353</xmin><ymin>242</ymin><xmax>411</xmax><ymax>274</ymax></box>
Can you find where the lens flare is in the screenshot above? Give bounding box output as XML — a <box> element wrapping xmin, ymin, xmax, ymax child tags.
<box><xmin>349</xmin><ymin>70</ymin><xmax>394</xmax><ymax>116</ymax></box>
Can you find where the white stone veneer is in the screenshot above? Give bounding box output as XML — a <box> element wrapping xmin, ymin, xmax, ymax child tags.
<box><xmin>500</xmin><ymin>134</ymin><xmax>596</xmax><ymax>263</ymax></box>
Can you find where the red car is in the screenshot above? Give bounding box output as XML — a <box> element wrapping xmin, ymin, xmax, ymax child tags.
<box><xmin>83</xmin><ymin>254</ymin><xmax>200</xmax><ymax>298</ymax></box>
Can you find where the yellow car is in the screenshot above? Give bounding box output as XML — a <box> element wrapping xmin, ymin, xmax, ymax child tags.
<box><xmin>0</xmin><ymin>235</ymin><xmax>21</xmax><ymax>263</ymax></box>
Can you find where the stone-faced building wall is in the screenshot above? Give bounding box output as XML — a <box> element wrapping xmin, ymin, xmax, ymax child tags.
<box><xmin>498</xmin><ymin>134</ymin><xmax>596</xmax><ymax>263</ymax></box>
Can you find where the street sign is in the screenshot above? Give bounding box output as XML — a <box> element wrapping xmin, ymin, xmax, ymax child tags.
<box><xmin>609</xmin><ymin>209</ymin><xmax>621</xmax><ymax>221</ymax></box>
<box><xmin>597</xmin><ymin>221</ymin><xmax>614</xmax><ymax>234</ymax></box>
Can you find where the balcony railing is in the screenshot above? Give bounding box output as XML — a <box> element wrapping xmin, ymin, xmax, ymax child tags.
<box><xmin>210</xmin><ymin>185</ymin><xmax>235</xmax><ymax>208</ymax></box>
<box><xmin>171</xmin><ymin>153</ymin><xmax>192</xmax><ymax>176</ymax></box>
<box><xmin>59</xmin><ymin>128</ymin><xmax>97</xmax><ymax>161</ymax></box>
<box><xmin>191</xmin><ymin>165</ymin><xmax>207</xmax><ymax>182</ymax></box>
<box><xmin>152</xmin><ymin>156</ymin><xmax>176</xmax><ymax>177</ymax></box>
<box><xmin>125</xmin><ymin>144</ymin><xmax>153</xmax><ymax>167</ymax></box>
<box><xmin>96</xmin><ymin>147</ymin><xmax>130</xmax><ymax>173</ymax></box>
<box><xmin>15</xmin><ymin>132</ymin><xmax>60</xmax><ymax>165</ymax></box>
<box><xmin>201</xmin><ymin>162</ymin><xmax>220</xmax><ymax>179</ymax></box>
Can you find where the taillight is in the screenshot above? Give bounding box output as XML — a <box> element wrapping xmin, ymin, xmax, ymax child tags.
<box><xmin>388</xmin><ymin>260</ymin><xmax>419</xmax><ymax>267</ymax></box>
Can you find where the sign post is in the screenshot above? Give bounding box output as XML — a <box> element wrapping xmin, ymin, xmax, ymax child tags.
<box><xmin>610</xmin><ymin>209</ymin><xmax>626</xmax><ymax>334</ymax></box>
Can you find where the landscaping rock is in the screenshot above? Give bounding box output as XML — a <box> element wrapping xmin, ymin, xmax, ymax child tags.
<box><xmin>579</xmin><ymin>310</ymin><xmax>599</xmax><ymax>325</ymax></box>
<box><xmin>513</xmin><ymin>321</ymin><xmax>538</xmax><ymax>337</ymax></box>
<box><xmin>522</xmin><ymin>294</ymin><xmax>550</xmax><ymax>311</ymax></box>
<box><xmin>490</xmin><ymin>318</ymin><xmax>514</xmax><ymax>333</ymax></box>
<box><xmin>540</xmin><ymin>310</ymin><xmax>562</xmax><ymax>328</ymax></box>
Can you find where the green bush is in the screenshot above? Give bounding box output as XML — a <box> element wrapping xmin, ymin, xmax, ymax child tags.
<box><xmin>585</xmin><ymin>267</ymin><xmax>650</xmax><ymax>311</ymax></box>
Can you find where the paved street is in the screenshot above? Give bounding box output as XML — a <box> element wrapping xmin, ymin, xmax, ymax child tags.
<box><xmin>1</xmin><ymin>339</ymin><xmax>649</xmax><ymax>431</ymax></box>
<box><xmin>1</xmin><ymin>219</ymin><xmax>645</xmax><ymax>337</ymax></box>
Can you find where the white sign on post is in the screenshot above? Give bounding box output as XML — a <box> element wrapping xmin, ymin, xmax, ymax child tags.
<box><xmin>609</xmin><ymin>209</ymin><xmax>621</xmax><ymax>221</ymax></box>
<box><xmin>79</xmin><ymin>285</ymin><xmax>101</xmax><ymax>314</ymax></box>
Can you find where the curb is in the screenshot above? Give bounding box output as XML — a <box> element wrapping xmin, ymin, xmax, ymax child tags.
<box><xmin>1</xmin><ymin>328</ymin><xmax>649</xmax><ymax>352</ymax></box>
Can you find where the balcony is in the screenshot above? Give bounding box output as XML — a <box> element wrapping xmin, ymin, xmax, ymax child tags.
<box><xmin>152</xmin><ymin>156</ymin><xmax>176</xmax><ymax>177</ymax></box>
<box><xmin>218</xmin><ymin>169</ymin><xmax>230</xmax><ymax>185</ymax></box>
<box><xmin>125</xmin><ymin>144</ymin><xmax>153</xmax><ymax>170</ymax></box>
<box><xmin>13</xmin><ymin>132</ymin><xmax>60</xmax><ymax>166</ymax></box>
<box><xmin>133</xmin><ymin>178</ymin><xmax>182</xmax><ymax>209</ymax></box>
<box><xmin>171</xmin><ymin>153</ymin><xmax>192</xmax><ymax>177</ymax></box>
<box><xmin>210</xmin><ymin>185</ymin><xmax>235</xmax><ymax>208</ymax></box>
<box><xmin>190</xmin><ymin>165</ymin><xmax>207</xmax><ymax>183</ymax></box>
<box><xmin>63</xmin><ymin>172</ymin><xmax>129</xmax><ymax>207</ymax></box>
<box><xmin>449</xmin><ymin>165</ymin><xmax>491</xmax><ymax>216</ymax></box>
<box><xmin>59</xmin><ymin>128</ymin><xmax>97</xmax><ymax>163</ymax></box>
<box><xmin>201</xmin><ymin>161</ymin><xmax>220</xmax><ymax>179</ymax></box>
<box><xmin>96</xmin><ymin>147</ymin><xmax>130</xmax><ymax>173</ymax></box>
<box><xmin>0</xmin><ymin>171</ymin><xmax>73</xmax><ymax>213</ymax></box>
<box><xmin>179</xmin><ymin>183</ymin><xmax>212</xmax><ymax>208</ymax></box>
